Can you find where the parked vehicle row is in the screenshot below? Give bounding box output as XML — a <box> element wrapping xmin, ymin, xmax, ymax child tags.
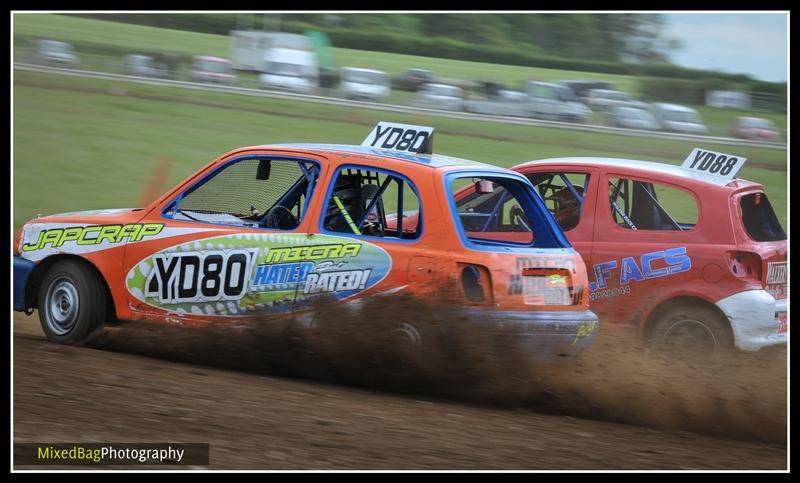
<box><xmin>24</xmin><ymin>38</ymin><xmax>783</xmax><ymax>141</ymax></box>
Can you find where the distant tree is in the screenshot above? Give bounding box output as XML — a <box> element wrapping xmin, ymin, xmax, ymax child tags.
<box><xmin>596</xmin><ymin>14</ymin><xmax>682</xmax><ymax>64</ymax></box>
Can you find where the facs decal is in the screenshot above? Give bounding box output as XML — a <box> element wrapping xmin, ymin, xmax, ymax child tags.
<box><xmin>588</xmin><ymin>247</ymin><xmax>691</xmax><ymax>301</ymax></box>
<box><xmin>126</xmin><ymin>233</ymin><xmax>392</xmax><ymax>316</ymax></box>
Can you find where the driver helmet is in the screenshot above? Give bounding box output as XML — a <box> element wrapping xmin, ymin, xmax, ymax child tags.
<box><xmin>545</xmin><ymin>186</ymin><xmax>583</xmax><ymax>230</ymax></box>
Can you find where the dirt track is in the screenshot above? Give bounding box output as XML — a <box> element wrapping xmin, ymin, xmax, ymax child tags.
<box><xmin>13</xmin><ymin>309</ymin><xmax>788</xmax><ymax>470</ymax></box>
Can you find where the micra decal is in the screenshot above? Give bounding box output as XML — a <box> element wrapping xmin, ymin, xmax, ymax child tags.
<box><xmin>588</xmin><ymin>247</ymin><xmax>691</xmax><ymax>292</ymax></box>
<box><xmin>22</xmin><ymin>223</ymin><xmax>164</xmax><ymax>251</ymax></box>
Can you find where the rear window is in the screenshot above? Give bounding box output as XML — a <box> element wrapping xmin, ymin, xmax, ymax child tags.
<box><xmin>452</xmin><ymin>176</ymin><xmax>535</xmax><ymax>245</ymax></box>
<box><xmin>740</xmin><ymin>193</ymin><xmax>786</xmax><ymax>241</ymax></box>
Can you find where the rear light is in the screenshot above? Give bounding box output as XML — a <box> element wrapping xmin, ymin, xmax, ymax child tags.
<box><xmin>726</xmin><ymin>251</ymin><xmax>762</xmax><ymax>281</ymax></box>
<box><xmin>519</xmin><ymin>267</ymin><xmax>579</xmax><ymax>306</ymax></box>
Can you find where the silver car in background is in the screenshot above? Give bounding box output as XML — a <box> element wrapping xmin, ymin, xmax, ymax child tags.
<box><xmin>525</xmin><ymin>81</ymin><xmax>591</xmax><ymax>122</ymax></box>
<box><xmin>585</xmin><ymin>89</ymin><xmax>647</xmax><ymax>112</ymax></box>
<box><xmin>340</xmin><ymin>67</ymin><xmax>390</xmax><ymax>101</ymax></box>
<box><xmin>652</xmin><ymin>103</ymin><xmax>707</xmax><ymax>134</ymax></box>
<box><xmin>123</xmin><ymin>54</ymin><xmax>170</xmax><ymax>79</ymax></box>
<box><xmin>605</xmin><ymin>106</ymin><xmax>661</xmax><ymax>130</ymax></box>
<box><xmin>29</xmin><ymin>39</ymin><xmax>80</xmax><ymax>68</ymax></box>
<box><xmin>190</xmin><ymin>56</ymin><xmax>237</xmax><ymax>85</ymax></box>
<box><xmin>414</xmin><ymin>83</ymin><xmax>465</xmax><ymax>111</ymax></box>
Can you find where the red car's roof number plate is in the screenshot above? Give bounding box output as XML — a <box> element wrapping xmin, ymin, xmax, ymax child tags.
<box><xmin>681</xmin><ymin>148</ymin><xmax>748</xmax><ymax>181</ymax></box>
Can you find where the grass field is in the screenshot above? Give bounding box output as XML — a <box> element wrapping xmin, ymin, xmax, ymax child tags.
<box><xmin>12</xmin><ymin>70</ymin><xmax>787</xmax><ymax>230</ymax></box>
<box><xmin>13</xmin><ymin>13</ymin><xmax>787</xmax><ymax>135</ymax></box>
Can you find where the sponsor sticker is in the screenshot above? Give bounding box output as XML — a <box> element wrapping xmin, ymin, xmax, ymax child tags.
<box><xmin>127</xmin><ymin>233</ymin><xmax>392</xmax><ymax>316</ymax></box>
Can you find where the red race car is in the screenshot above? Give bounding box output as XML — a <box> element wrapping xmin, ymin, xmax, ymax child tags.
<box><xmin>506</xmin><ymin>148</ymin><xmax>787</xmax><ymax>354</ymax></box>
<box><xmin>13</xmin><ymin>122</ymin><xmax>598</xmax><ymax>362</ymax></box>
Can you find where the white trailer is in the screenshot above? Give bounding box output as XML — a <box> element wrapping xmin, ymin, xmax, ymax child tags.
<box><xmin>230</xmin><ymin>31</ymin><xmax>313</xmax><ymax>71</ymax></box>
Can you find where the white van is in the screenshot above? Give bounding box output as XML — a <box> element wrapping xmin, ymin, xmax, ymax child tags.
<box><xmin>651</xmin><ymin>103</ymin><xmax>708</xmax><ymax>134</ymax></box>
<box><xmin>231</xmin><ymin>31</ymin><xmax>313</xmax><ymax>71</ymax></box>
<box><xmin>259</xmin><ymin>48</ymin><xmax>319</xmax><ymax>95</ymax></box>
<box><xmin>525</xmin><ymin>81</ymin><xmax>591</xmax><ymax>122</ymax></box>
<box><xmin>339</xmin><ymin>67</ymin><xmax>390</xmax><ymax>101</ymax></box>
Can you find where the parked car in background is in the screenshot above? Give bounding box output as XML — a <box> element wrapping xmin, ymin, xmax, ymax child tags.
<box><xmin>730</xmin><ymin>116</ymin><xmax>781</xmax><ymax>141</ymax></box>
<box><xmin>259</xmin><ymin>47</ymin><xmax>319</xmax><ymax>95</ymax></box>
<box><xmin>651</xmin><ymin>103</ymin><xmax>707</xmax><ymax>135</ymax></box>
<box><xmin>585</xmin><ymin>89</ymin><xmax>648</xmax><ymax>112</ymax></box>
<box><xmin>525</xmin><ymin>81</ymin><xmax>591</xmax><ymax>122</ymax></box>
<box><xmin>415</xmin><ymin>83</ymin><xmax>465</xmax><ymax>111</ymax></box>
<box><xmin>462</xmin><ymin>83</ymin><xmax>529</xmax><ymax>116</ymax></box>
<box><xmin>339</xmin><ymin>67</ymin><xmax>390</xmax><ymax>101</ymax></box>
<box><xmin>29</xmin><ymin>39</ymin><xmax>79</xmax><ymax>68</ymax></box>
<box><xmin>123</xmin><ymin>54</ymin><xmax>170</xmax><ymax>79</ymax></box>
<box><xmin>557</xmin><ymin>80</ymin><xmax>615</xmax><ymax>102</ymax></box>
<box><xmin>605</xmin><ymin>106</ymin><xmax>661</xmax><ymax>130</ymax></box>
<box><xmin>190</xmin><ymin>56</ymin><xmax>236</xmax><ymax>85</ymax></box>
<box><xmin>394</xmin><ymin>69</ymin><xmax>439</xmax><ymax>92</ymax></box>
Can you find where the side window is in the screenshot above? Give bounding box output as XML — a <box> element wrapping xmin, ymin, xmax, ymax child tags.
<box><xmin>168</xmin><ymin>158</ymin><xmax>319</xmax><ymax>230</ymax></box>
<box><xmin>323</xmin><ymin>168</ymin><xmax>421</xmax><ymax>240</ymax></box>
<box><xmin>527</xmin><ymin>172</ymin><xmax>590</xmax><ymax>231</ymax></box>
<box><xmin>608</xmin><ymin>177</ymin><xmax>698</xmax><ymax>231</ymax></box>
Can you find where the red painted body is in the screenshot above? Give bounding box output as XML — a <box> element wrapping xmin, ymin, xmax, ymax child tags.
<box><xmin>509</xmin><ymin>158</ymin><xmax>787</xmax><ymax>345</ymax></box>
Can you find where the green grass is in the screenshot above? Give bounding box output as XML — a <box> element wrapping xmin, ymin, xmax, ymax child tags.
<box><xmin>13</xmin><ymin>70</ymin><xmax>786</xmax><ymax>230</ymax></box>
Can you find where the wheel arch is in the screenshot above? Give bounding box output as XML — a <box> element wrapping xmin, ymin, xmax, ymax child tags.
<box><xmin>25</xmin><ymin>254</ymin><xmax>117</xmax><ymax>322</ymax></box>
<box><xmin>641</xmin><ymin>295</ymin><xmax>731</xmax><ymax>344</ymax></box>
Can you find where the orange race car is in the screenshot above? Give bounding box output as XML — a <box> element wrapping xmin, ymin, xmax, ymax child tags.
<box><xmin>13</xmin><ymin>122</ymin><xmax>598</xmax><ymax>361</ymax></box>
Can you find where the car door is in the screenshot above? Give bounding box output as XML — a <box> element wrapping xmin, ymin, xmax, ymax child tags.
<box><xmin>123</xmin><ymin>155</ymin><xmax>326</xmax><ymax>319</ymax></box>
<box><xmin>589</xmin><ymin>172</ymin><xmax>700</xmax><ymax>329</ymax></box>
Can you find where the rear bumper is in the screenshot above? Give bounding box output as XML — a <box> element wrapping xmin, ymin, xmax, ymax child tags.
<box><xmin>13</xmin><ymin>257</ymin><xmax>36</xmax><ymax>311</ymax></box>
<box><xmin>461</xmin><ymin>308</ymin><xmax>599</xmax><ymax>363</ymax></box>
<box><xmin>716</xmin><ymin>290</ymin><xmax>786</xmax><ymax>351</ymax></box>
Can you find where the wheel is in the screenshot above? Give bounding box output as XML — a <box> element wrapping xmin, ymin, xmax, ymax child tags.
<box><xmin>38</xmin><ymin>260</ymin><xmax>107</xmax><ymax>344</ymax></box>
<box><xmin>649</xmin><ymin>303</ymin><xmax>733</xmax><ymax>356</ymax></box>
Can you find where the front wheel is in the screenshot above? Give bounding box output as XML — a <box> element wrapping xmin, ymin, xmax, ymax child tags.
<box><xmin>38</xmin><ymin>260</ymin><xmax>107</xmax><ymax>345</ymax></box>
<box><xmin>649</xmin><ymin>304</ymin><xmax>733</xmax><ymax>357</ymax></box>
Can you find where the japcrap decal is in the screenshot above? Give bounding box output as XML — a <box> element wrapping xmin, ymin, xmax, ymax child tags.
<box><xmin>126</xmin><ymin>233</ymin><xmax>392</xmax><ymax>316</ymax></box>
<box><xmin>588</xmin><ymin>247</ymin><xmax>691</xmax><ymax>300</ymax></box>
<box><xmin>18</xmin><ymin>223</ymin><xmax>216</xmax><ymax>262</ymax></box>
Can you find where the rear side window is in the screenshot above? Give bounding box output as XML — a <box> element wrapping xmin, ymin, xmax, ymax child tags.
<box><xmin>740</xmin><ymin>193</ymin><xmax>786</xmax><ymax>241</ymax></box>
<box><xmin>452</xmin><ymin>177</ymin><xmax>535</xmax><ymax>245</ymax></box>
<box><xmin>608</xmin><ymin>177</ymin><xmax>698</xmax><ymax>231</ymax></box>
<box><xmin>323</xmin><ymin>167</ymin><xmax>421</xmax><ymax>240</ymax></box>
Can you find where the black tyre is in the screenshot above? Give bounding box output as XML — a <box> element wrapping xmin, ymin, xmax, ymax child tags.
<box><xmin>649</xmin><ymin>303</ymin><xmax>733</xmax><ymax>356</ymax></box>
<box><xmin>38</xmin><ymin>260</ymin><xmax>107</xmax><ymax>344</ymax></box>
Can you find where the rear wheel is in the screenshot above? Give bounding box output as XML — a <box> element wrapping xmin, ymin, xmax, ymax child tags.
<box><xmin>38</xmin><ymin>260</ymin><xmax>107</xmax><ymax>345</ymax></box>
<box><xmin>649</xmin><ymin>304</ymin><xmax>733</xmax><ymax>357</ymax></box>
